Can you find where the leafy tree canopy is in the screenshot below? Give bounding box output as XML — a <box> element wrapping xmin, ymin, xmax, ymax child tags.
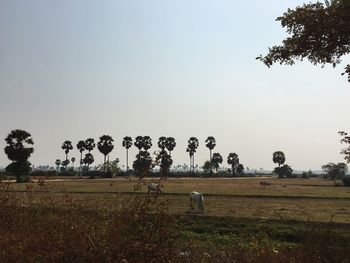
<box><xmin>257</xmin><ymin>0</ymin><xmax>350</xmax><ymax>82</ymax></box>
<box><xmin>211</xmin><ymin>153</ymin><xmax>223</xmax><ymax>171</ymax></box>
<box><xmin>339</xmin><ymin>131</ymin><xmax>350</xmax><ymax>163</ymax></box>
<box><xmin>322</xmin><ymin>162</ymin><xmax>348</xmax><ymax>180</ymax></box>
<box><xmin>5</xmin><ymin>129</ymin><xmax>34</xmax><ymax>163</ymax></box>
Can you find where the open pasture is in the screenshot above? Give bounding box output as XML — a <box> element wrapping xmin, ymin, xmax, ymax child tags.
<box><xmin>6</xmin><ymin>176</ymin><xmax>350</xmax><ymax>224</ymax></box>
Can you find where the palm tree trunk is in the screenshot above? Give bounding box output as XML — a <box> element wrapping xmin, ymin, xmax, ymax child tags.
<box><xmin>232</xmin><ymin>165</ymin><xmax>236</xmax><ymax>176</ymax></box>
<box><xmin>210</xmin><ymin>150</ymin><xmax>212</xmax><ymax>161</ymax></box>
<box><xmin>104</xmin><ymin>155</ymin><xmax>106</xmax><ymax>172</ymax></box>
<box><xmin>126</xmin><ymin>149</ymin><xmax>129</xmax><ymax>171</ymax></box>
<box><xmin>79</xmin><ymin>152</ymin><xmax>82</xmax><ymax>175</ymax></box>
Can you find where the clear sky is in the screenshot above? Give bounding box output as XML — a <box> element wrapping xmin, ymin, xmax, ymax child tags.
<box><xmin>1</xmin><ymin>0</ymin><xmax>349</xmax><ymax>171</ymax></box>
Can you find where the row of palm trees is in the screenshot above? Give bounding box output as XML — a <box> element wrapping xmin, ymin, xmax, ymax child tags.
<box><xmin>56</xmin><ymin>135</ymin><xmax>244</xmax><ymax>176</ymax></box>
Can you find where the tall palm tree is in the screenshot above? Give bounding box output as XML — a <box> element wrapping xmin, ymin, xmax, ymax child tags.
<box><xmin>205</xmin><ymin>136</ymin><xmax>216</xmax><ymax>161</ymax></box>
<box><xmin>187</xmin><ymin>137</ymin><xmax>199</xmax><ymax>173</ymax></box>
<box><xmin>186</xmin><ymin>147</ymin><xmax>194</xmax><ymax>173</ymax></box>
<box><xmin>227</xmin><ymin>153</ymin><xmax>240</xmax><ymax>176</ymax></box>
<box><xmin>85</xmin><ymin>138</ymin><xmax>95</xmax><ymax>153</ymax></box>
<box><xmin>134</xmin><ymin>136</ymin><xmax>144</xmax><ymax>153</ymax></box>
<box><xmin>165</xmin><ymin>137</ymin><xmax>176</xmax><ymax>156</ymax></box>
<box><xmin>122</xmin><ymin>136</ymin><xmax>133</xmax><ymax>172</ymax></box>
<box><xmin>97</xmin><ymin>135</ymin><xmax>114</xmax><ymax>171</ymax></box>
<box><xmin>273</xmin><ymin>151</ymin><xmax>285</xmax><ymax>168</ymax></box>
<box><xmin>61</xmin><ymin>141</ymin><xmax>73</xmax><ymax>170</ymax></box>
<box><xmin>76</xmin><ymin>140</ymin><xmax>86</xmax><ymax>175</ymax></box>
<box><xmin>158</xmin><ymin>136</ymin><xmax>167</xmax><ymax>150</ymax></box>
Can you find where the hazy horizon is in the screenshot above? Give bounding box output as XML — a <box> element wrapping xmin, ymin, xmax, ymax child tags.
<box><xmin>1</xmin><ymin>0</ymin><xmax>350</xmax><ymax>171</ymax></box>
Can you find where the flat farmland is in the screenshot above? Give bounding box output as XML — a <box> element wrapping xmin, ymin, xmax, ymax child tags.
<box><xmin>5</xmin><ymin>177</ymin><xmax>350</xmax><ymax>224</ymax></box>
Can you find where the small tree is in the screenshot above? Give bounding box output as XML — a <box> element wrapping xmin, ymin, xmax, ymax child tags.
<box><xmin>203</xmin><ymin>161</ymin><xmax>214</xmax><ymax>174</ymax></box>
<box><xmin>133</xmin><ymin>150</ymin><xmax>153</xmax><ymax>178</ymax></box>
<box><xmin>155</xmin><ymin>150</ymin><xmax>173</xmax><ymax>177</ymax></box>
<box><xmin>4</xmin><ymin>129</ymin><xmax>34</xmax><ymax>182</ymax></box>
<box><xmin>322</xmin><ymin>162</ymin><xmax>348</xmax><ymax>183</ymax></box>
<box><xmin>236</xmin><ymin>164</ymin><xmax>244</xmax><ymax>175</ymax></box>
<box><xmin>274</xmin><ymin>164</ymin><xmax>293</xmax><ymax>178</ymax></box>
<box><xmin>339</xmin><ymin>131</ymin><xmax>350</xmax><ymax>163</ymax></box>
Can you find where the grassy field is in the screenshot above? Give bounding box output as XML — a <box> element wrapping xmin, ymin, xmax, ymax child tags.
<box><xmin>5</xmin><ymin>176</ymin><xmax>350</xmax><ymax>224</ymax></box>
<box><xmin>2</xmin><ymin>176</ymin><xmax>350</xmax><ymax>261</ymax></box>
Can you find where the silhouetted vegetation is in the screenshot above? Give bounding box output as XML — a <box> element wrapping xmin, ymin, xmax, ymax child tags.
<box><xmin>4</xmin><ymin>129</ymin><xmax>34</xmax><ymax>182</ymax></box>
<box><xmin>257</xmin><ymin>0</ymin><xmax>350</xmax><ymax>82</ymax></box>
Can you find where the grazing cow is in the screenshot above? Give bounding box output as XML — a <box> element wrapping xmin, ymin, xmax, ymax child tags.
<box><xmin>147</xmin><ymin>183</ymin><xmax>162</xmax><ymax>194</ymax></box>
<box><xmin>282</xmin><ymin>183</ymin><xmax>287</xmax><ymax>188</ymax></box>
<box><xmin>189</xmin><ymin>191</ymin><xmax>204</xmax><ymax>214</ymax></box>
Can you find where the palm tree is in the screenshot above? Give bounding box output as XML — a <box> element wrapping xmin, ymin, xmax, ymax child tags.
<box><xmin>97</xmin><ymin>135</ymin><xmax>114</xmax><ymax>171</ymax></box>
<box><xmin>76</xmin><ymin>140</ymin><xmax>86</xmax><ymax>175</ymax></box>
<box><xmin>158</xmin><ymin>136</ymin><xmax>167</xmax><ymax>150</ymax></box>
<box><xmin>143</xmin><ymin>136</ymin><xmax>152</xmax><ymax>151</ymax></box>
<box><xmin>211</xmin><ymin>152</ymin><xmax>223</xmax><ymax>172</ymax></box>
<box><xmin>205</xmin><ymin>136</ymin><xmax>216</xmax><ymax>161</ymax></box>
<box><xmin>71</xmin><ymin>157</ymin><xmax>75</xmax><ymax>169</ymax></box>
<box><xmin>134</xmin><ymin>136</ymin><xmax>144</xmax><ymax>153</ymax></box>
<box><xmin>187</xmin><ymin>137</ymin><xmax>199</xmax><ymax>173</ymax></box>
<box><xmin>122</xmin><ymin>136</ymin><xmax>133</xmax><ymax>172</ymax></box>
<box><xmin>83</xmin><ymin>153</ymin><xmax>94</xmax><ymax>172</ymax></box>
<box><xmin>55</xmin><ymin>159</ymin><xmax>61</xmax><ymax>172</ymax></box>
<box><xmin>186</xmin><ymin>147</ymin><xmax>194</xmax><ymax>173</ymax></box>
<box><xmin>210</xmin><ymin>152</ymin><xmax>223</xmax><ymax>193</ymax></box>
<box><xmin>227</xmin><ymin>153</ymin><xmax>240</xmax><ymax>176</ymax></box>
<box><xmin>273</xmin><ymin>151</ymin><xmax>286</xmax><ymax>167</ymax></box>
<box><xmin>85</xmin><ymin>138</ymin><xmax>96</xmax><ymax>153</ymax></box>
<box><xmin>61</xmin><ymin>140</ymin><xmax>73</xmax><ymax>170</ymax></box>
<box><xmin>165</xmin><ymin>137</ymin><xmax>176</xmax><ymax>156</ymax></box>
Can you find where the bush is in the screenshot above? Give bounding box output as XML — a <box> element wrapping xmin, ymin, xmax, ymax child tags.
<box><xmin>342</xmin><ymin>177</ymin><xmax>350</xmax><ymax>186</ymax></box>
<box><xmin>84</xmin><ymin>170</ymin><xmax>113</xmax><ymax>178</ymax></box>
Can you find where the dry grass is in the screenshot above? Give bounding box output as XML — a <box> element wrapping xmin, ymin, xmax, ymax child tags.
<box><xmin>7</xmin><ymin>177</ymin><xmax>350</xmax><ymax>198</ymax></box>
<box><xmin>4</xmin><ymin>177</ymin><xmax>350</xmax><ymax>224</ymax></box>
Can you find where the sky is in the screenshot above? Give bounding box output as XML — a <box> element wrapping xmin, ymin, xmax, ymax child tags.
<box><xmin>1</xmin><ymin>0</ymin><xmax>350</xmax><ymax>171</ymax></box>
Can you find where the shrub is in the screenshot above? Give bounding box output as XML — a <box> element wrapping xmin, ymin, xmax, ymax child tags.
<box><xmin>342</xmin><ymin>177</ymin><xmax>350</xmax><ymax>187</ymax></box>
